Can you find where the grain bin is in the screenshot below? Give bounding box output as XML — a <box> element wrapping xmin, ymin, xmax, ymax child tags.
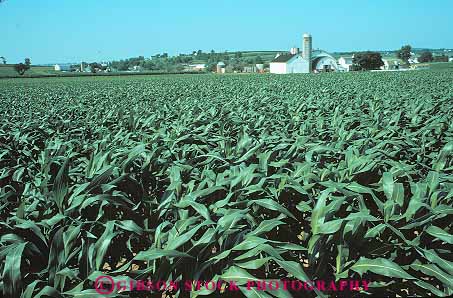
<box><xmin>216</xmin><ymin>61</ymin><xmax>226</xmax><ymax>73</ymax></box>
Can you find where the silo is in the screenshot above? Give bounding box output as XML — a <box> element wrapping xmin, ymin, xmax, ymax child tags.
<box><xmin>216</xmin><ymin>61</ymin><xmax>225</xmax><ymax>73</ymax></box>
<box><xmin>303</xmin><ymin>33</ymin><xmax>312</xmax><ymax>72</ymax></box>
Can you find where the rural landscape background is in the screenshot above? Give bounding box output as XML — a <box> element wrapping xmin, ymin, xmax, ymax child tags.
<box><xmin>1</xmin><ymin>1</ymin><xmax>452</xmax><ymax>298</ymax></box>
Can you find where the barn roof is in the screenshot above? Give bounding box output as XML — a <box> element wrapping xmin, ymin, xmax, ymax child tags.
<box><xmin>271</xmin><ymin>50</ymin><xmax>336</xmax><ymax>63</ymax></box>
<box><xmin>271</xmin><ymin>54</ymin><xmax>296</xmax><ymax>63</ymax></box>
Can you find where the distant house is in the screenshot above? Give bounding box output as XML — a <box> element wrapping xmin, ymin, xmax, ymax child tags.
<box><xmin>381</xmin><ymin>59</ymin><xmax>400</xmax><ymax>70</ymax></box>
<box><xmin>54</xmin><ymin>64</ymin><xmax>71</xmax><ymax>71</ymax></box>
<box><xmin>242</xmin><ymin>64</ymin><xmax>265</xmax><ymax>73</ymax></box>
<box><xmin>243</xmin><ymin>66</ymin><xmax>257</xmax><ymax>73</ymax></box>
<box><xmin>188</xmin><ymin>64</ymin><xmax>206</xmax><ymax>71</ymax></box>
<box><xmin>408</xmin><ymin>52</ymin><xmax>419</xmax><ymax>64</ymax></box>
<box><xmin>338</xmin><ymin>56</ymin><xmax>354</xmax><ymax>71</ymax></box>
<box><xmin>449</xmin><ymin>57</ymin><xmax>453</xmax><ymax>62</ymax></box>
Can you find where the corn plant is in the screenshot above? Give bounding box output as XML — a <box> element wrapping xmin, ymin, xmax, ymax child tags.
<box><xmin>0</xmin><ymin>70</ymin><xmax>452</xmax><ymax>298</ymax></box>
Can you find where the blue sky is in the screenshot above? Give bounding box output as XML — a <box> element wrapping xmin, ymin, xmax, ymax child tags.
<box><xmin>1</xmin><ymin>0</ymin><xmax>452</xmax><ymax>64</ymax></box>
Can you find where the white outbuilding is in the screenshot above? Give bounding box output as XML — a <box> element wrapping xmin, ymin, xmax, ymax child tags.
<box><xmin>54</xmin><ymin>64</ymin><xmax>71</xmax><ymax>71</ymax></box>
<box><xmin>189</xmin><ymin>64</ymin><xmax>206</xmax><ymax>71</ymax></box>
<box><xmin>381</xmin><ymin>59</ymin><xmax>400</xmax><ymax>70</ymax></box>
<box><xmin>338</xmin><ymin>56</ymin><xmax>354</xmax><ymax>71</ymax></box>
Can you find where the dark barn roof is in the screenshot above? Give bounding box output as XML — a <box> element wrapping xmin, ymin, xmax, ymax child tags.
<box><xmin>271</xmin><ymin>54</ymin><xmax>296</xmax><ymax>63</ymax></box>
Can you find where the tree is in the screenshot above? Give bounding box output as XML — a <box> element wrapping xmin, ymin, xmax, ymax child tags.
<box><xmin>353</xmin><ymin>52</ymin><xmax>384</xmax><ymax>70</ymax></box>
<box><xmin>89</xmin><ymin>62</ymin><xmax>102</xmax><ymax>73</ymax></box>
<box><xmin>205</xmin><ymin>62</ymin><xmax>217</xmax><ymax>72</ymax></box>
<box><xmin>0</xmin><ymin>56</ymin><xmax>6</xmax><ymax>64</ymax></box>
<box><xmin>14</xmin><ymin>58</ymin><xmax>31</xmax><ymax>75</ymax></box>
<box><xmin>396</xmin><ymin>45</ymin><xmax>412</xmax><ymax>64</ymax></box>
<box><xmin>418</xmin><ymin>51</ymin><xmax>433</xmax><ymax>63</ymax></box>
<box><xmin>254</xmin><ymin>55</ymin><xmax>264</xmax><ymax>64</ymax></box>
<box><xmin>14</xmin><ymin>63</ymin><xmax>27</xmax><ymax>75</ymax></box>
<box><xmin>432</xmin><ymin>54</ymin><xmax>448</xmax><ymax>62</ymax></box>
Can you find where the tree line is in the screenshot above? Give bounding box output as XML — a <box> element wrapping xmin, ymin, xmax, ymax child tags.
<box><xmin>351</xmin><ymin>45</ymin><xmax>451</xmax><ymax>71</ymax></box>
<box><xmin>4</xmin><ymin>46</ymin><xmax>450</xmax><ymax>75</ymax></box>
<box><xmin>108</xmin><ymin>50</ymin><xmax>265</xmax><ymax>73</ymax></box>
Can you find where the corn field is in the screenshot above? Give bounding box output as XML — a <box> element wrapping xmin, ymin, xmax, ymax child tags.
<box><xmin>0</xmin><ymin>71</ymin><xmax>452</xmax><ymax>298</ymax></box>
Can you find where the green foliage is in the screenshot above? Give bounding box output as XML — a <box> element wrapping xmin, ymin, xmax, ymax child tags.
<box><xmin>433</xmin><ymin>55</ymin><xmax>449</xmax><ymax>63</ymax></box>
<box><xmin>419</xmin><ymin>51</ymin><xmax>433</xmax><ymax>63</ymax></box>
<box><xmin>0</xmin><ymin>71</ymin><xmax>452</xmax><ymax>297</ymax></box>
<box><xmin>13</xmin><ymin>58</ymin><xmax>31</xmax><ymax>75</ymax></box>
<box><xmin>397</xmin><ymin>45</ymin><xmax>412</xmax><ymax>63</ymax></box>
<box><xmin>352</xmin><ymin>52</ymin><xmax>384</xmax><ymax>70</ymax></box>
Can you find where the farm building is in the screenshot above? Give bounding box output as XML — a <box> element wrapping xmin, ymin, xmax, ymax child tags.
<box><xmin>243</xmin><ymin>64</ymin><xmax>265</xmax><ymax>73</ymax></box>
<box><xmin>408</xmin><ymin>52</ymin><xmax>419</xmax><ymax>64</ymax></box>
<box><xmin>187</xmin><ymin>64</ymin><xmax>206</xmax><ymax>71</ymax></box>
<box><xmin>243</xmin><ymin>66</ymin><xmax>256</xmax><ymax>73</ymax></box>
<box><xmin>54</xmin><ymin>64</ymin><xmax>71</xmax><ymax>71</ymax></box>
<box><xmin>270</xmin><ymin>33</ymin><xmax>338</xmax><ymax>74</ymax></box>
<box><xmin>338</xmin><ymin>56</ymin><xmax>354</xmax><ymax>71</ymax></box>
<box><xmin>381</xmin><ymin>59</ymin><xmax>400</xmax><ymax>70</ymax></box>
<box><xmin>216</xmin><ymin>61</ymin><xmax>226</xmax><ymax>73</ymax></box>
<box><xmin>256</xmin><ymin>64</ymin><xmax>264</xmax><ymax>73</ymax></box>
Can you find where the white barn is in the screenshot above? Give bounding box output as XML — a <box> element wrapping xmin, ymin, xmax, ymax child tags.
<box><xmin>311</xmin><ymin>51</ymin><xmax>338</xmax><ymax>72</ymax></box>
<box><xmin>270</xmin><ymin>50</ymin><xmax>338</xmax><ymax>74</ymax></box>
<box><xmin>270</xmin><ymin>54</ymin><xmax>310</xmax><ymax>74</ymax></box>
<box><xmin>270</xmin><ymin>33</ymin><xmax>338</xmax><ymax>74</ymax></box>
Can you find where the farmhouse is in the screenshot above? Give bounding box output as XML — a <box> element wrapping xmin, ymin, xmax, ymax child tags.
<box><xmin>270</xmin><ymin>33</ymin><xmax>338</xmax><ymax>74</ymax></box>
<box><xmin>338</xmin><ymin>56</ymin><xmax>354</xmax><ymax>71</ymax></box>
